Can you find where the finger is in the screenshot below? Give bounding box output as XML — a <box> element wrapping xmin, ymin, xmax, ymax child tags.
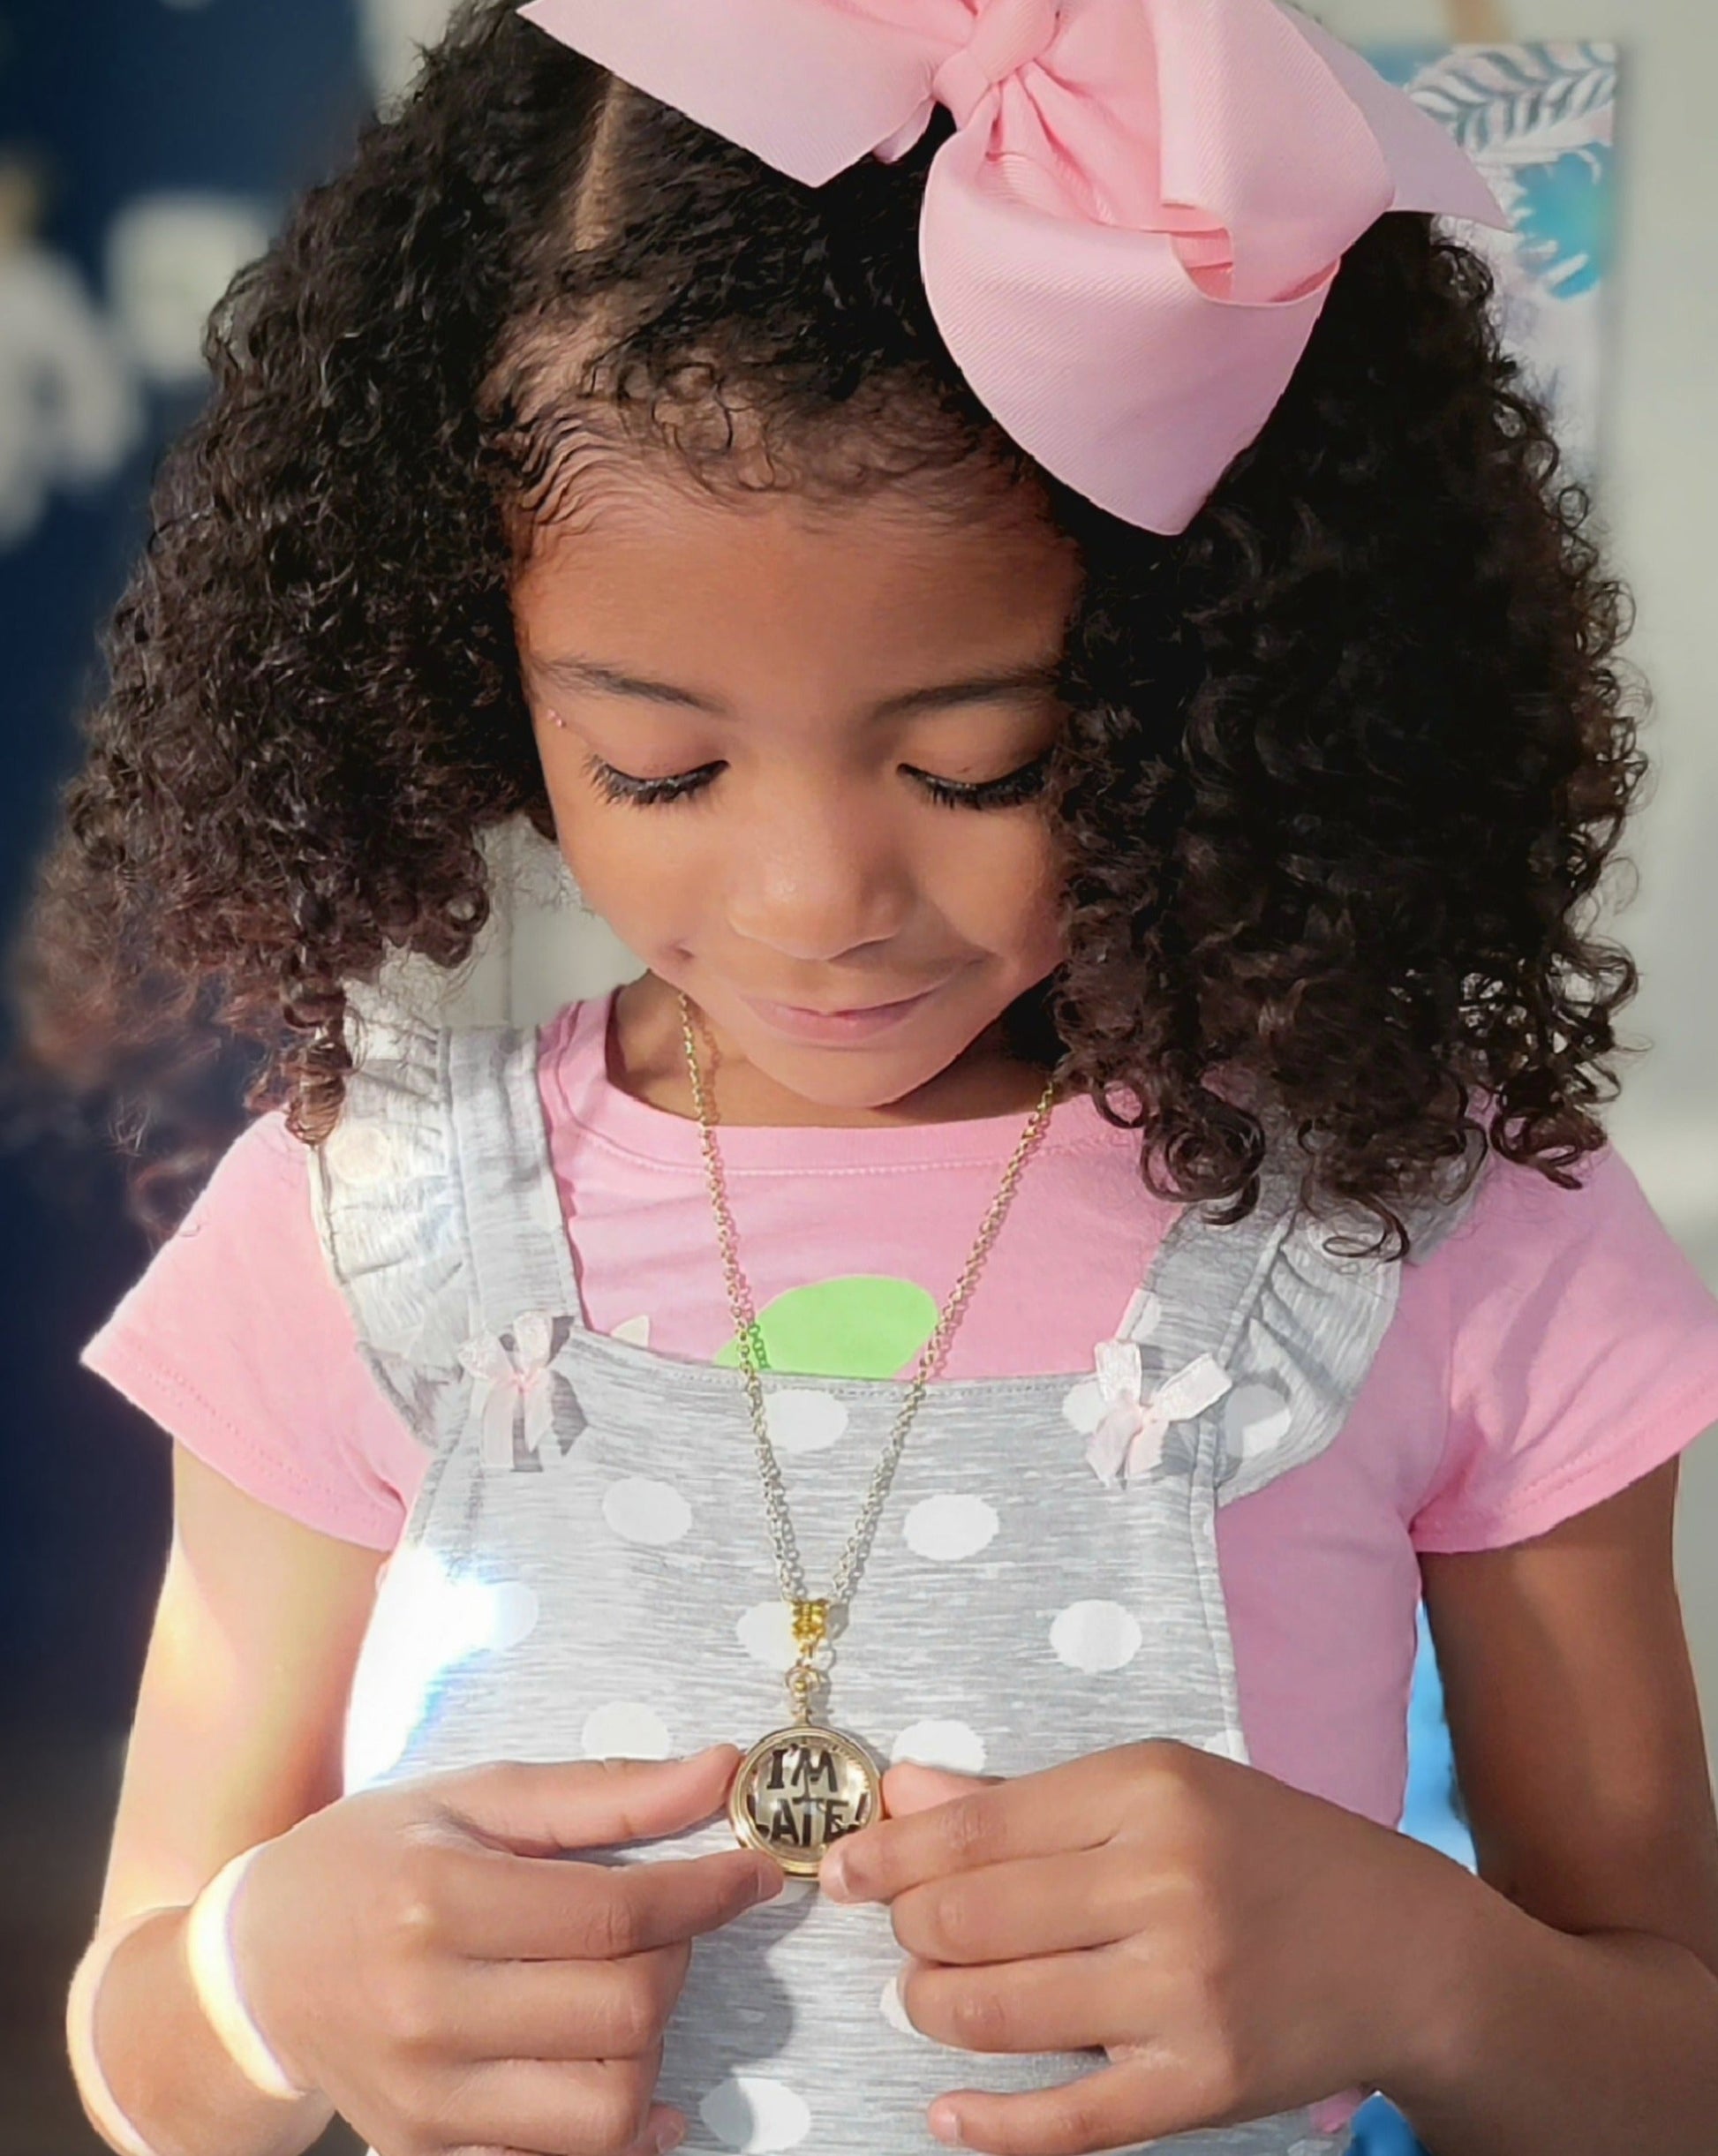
<box><xmin>448</xmin><ymin>1941</ymin><xmax>690</xmax><ymax>2061</ymax></box>
<box><xmin>429</xmin><ymin>1745</ymin><xmax>744</xmax><ymax>1853</ymax></box>
<box><xmin>926</xmin><ymin>2053</ymin><xmax>1192</xmax><ymax>2156</ymax></box>
<box><xmin>433</xmin><ymin>1843</ymin><xmax>782</xmax><ymax>1961</ymax></box>
<box><xmin>823</xmin><ymin>1752</ymin><xmax>1131</xmax><ymax>1904</ymax></box>
<box><xmin>889</xmin><ymin>1847</ymin><xmax>1147</xmax><ymax>1964</ymax></box>
<box><xmin>435</xmin><ymin>2118</ymin><xmax>685</xmax><ymax>2156</ymax></box>
<box><xmin>433</xmin><ymin>2050</ymin><xmax>667</xmax><ymax>2156</ymax></box>
<box><xmin>626</xmin><ymin>2115</ymin><xmax>689</xmax><ymax>2156</ymax></box>
<box><xmin>900</xmin><ymin>1941</ymin><xmax>1145</xmax><ymax>2056</ymax></box>
<box><xmin>436</xmin><ymin>2125</ymin><xmax>683</xmax><ymax>2156</ymax></box>
<box><xmin>435</xmin><ymin>2134</ymin><xmax>682</xmax><ymax>2156</ymax></box>
<box><xmin>882</xmin><ymin>1761</ymin><xmax>1001</xmax><ymax>1818</ymax></box>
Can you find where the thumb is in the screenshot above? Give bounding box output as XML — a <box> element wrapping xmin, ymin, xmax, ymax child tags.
<box><xmin>430</xmin><ymin>1742</ymin><xmax>745</xmax><ymax>1853</ymax></box>
<box><xmin>881</xmin><ymin>1760</ymin><xmax>1003</xmax><ymax>1818</ymax></box>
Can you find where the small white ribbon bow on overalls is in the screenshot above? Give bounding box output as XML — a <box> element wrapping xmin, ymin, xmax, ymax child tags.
<box><xmin>459</xmin><ymin>1312</ymin><xmax>561</xmax><ymax>1472</ymax></box>
<box><xmin>1086</xmin><ymin>1342</ymin><xmax>1233</xmax><ymax>1490</ymax></box>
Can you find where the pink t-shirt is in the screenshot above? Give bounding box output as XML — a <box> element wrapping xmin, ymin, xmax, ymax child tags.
<box><xmin>81</xmin><ymin>987</ymin><xmax>1718</xmax><ymax>1835</ymax></box>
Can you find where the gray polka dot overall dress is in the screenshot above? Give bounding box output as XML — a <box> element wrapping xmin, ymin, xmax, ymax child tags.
<box><xmin>312</xmin><ymin>1006</ymin><xmax>1478</xmax><ymax>2156</ymax></box>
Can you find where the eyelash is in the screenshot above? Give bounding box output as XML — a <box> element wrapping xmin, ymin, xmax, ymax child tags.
<box><xmin>582</xmin><ymin>754</ymin><xmax>1053</xmax><ymax>812</ymax></box>
<box><xmin>583</xmin><ymin>758</ymin><xmax>718</xmax><ymax>808</ymax></box>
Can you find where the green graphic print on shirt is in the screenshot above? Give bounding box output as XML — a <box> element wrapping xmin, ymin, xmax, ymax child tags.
<box><xmin>712</xmin><ymin>1275</ymin><xmax>938</xmax><ymax>1380</ymax></box>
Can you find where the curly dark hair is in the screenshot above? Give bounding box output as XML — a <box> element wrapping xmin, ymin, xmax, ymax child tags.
<box><xmin>6</xmin><ymin>0</ymin><xmax>1646</xmax><ymax>1255</ymax></box>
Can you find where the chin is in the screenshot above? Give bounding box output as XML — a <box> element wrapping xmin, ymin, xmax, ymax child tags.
<box><xmin>756</xmin><ymin>1042</ymin><xmax>954</xmax><ymax>1109</ymax></box>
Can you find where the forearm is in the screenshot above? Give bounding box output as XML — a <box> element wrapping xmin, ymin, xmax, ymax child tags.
<box><xmin>72</xmin><ymin>1904</ymin><xmax>335</xmax><ymax>2156</ymax></box>
<box><xmin>1383</xmin><ymin>1862</ymin><xmax>1718</xmax><ymax>2156</ymax></box>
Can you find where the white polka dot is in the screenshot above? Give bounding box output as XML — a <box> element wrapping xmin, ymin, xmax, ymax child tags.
<box><xmin>486</xmin><ymin>1581</ymin><xmax>539</xmax><ymax>1652</ymax></box>
<box><xmin>1060</xmin><ymin>1378</ymin><xmax>1106</xmax><ymax>1435</ymax></box>
<box><xmin>736</xmin><ymin>1601</ymin><xmax>798</xmax><ymax>1672</ymax></box>
<box><xmin>880</xmin><ymin>1971</ymin><xmax>924</xmax><ymax>2039</ymax></box>
<box><xmin>610</xmin><ymin>1314</ymin><xmax>652</xmax><ymax>1347</ymax></box>
<box><xmin>765</xmin><ymin>1387</ymin><xmax>849</xmax><ymax>1455</ymax></box>
<box><xmin>698</xmin><ymin>2072</ymin><xmax>811</xmax><ymax>2152</ymax></box>
<box><xmin>332</xmin><ymin>1123</ymin><xmax>396</xmax><ymax>1183</ymax></box>
<box><xmin>903</xmin><ymin>1494</ymin><xmax>998</xmax><ymax>1562</ymax></box>
<box><xmin>581</xmin><ymin>1701</ymin><xmax>673</xmax><ymax>1760</ymax></box>
<box><xmin>1201</xmin><ymin>1728</ymin><xmax>1248</xmax><ymax>1760</ymax></box>
<box><xmin>1224</xmin><ymin>1381</ymin><xmax>1293</xmax><ymax>1459</ymax></box>
<box><xmin>1050</xmin><ymin>1599</ymin><xmax>1142</xmax><ymax>1673</ymax></box>
<box><xmin>602</xmin><ymin>1477</ymin><xmax>693</xmax><ymax>1546</ymax></box>
<box><xmin>890</xmin><ymin>1720</ymin><xmax>988</xmax><ymax>1775</ymax></box>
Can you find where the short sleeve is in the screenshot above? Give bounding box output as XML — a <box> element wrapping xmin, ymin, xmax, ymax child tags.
<box><xmin>1412</xmin><ymin>1143</ymin><xmax>1718</xmax><ymax>1552</ymax></box>
<box><xmin>79</xmin><ymin>1112</ymin><xmax>423</xmax><ymax>1549</ymax></box>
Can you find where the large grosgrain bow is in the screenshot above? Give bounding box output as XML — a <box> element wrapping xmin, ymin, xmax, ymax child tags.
<box><xmin>1086</xmin><ymin>1342</ymin><xmax>1232</xmax><ymax>1489</ymax></box>
<box><xmin>516</xmin><ymin>0</ymin><xmax>1507</xmax><ymax>533</ymax></box>
<box><xmin>460</xmin><ymin>1312</ymin><xmax>562</xmax><ymax>1472</ymax></box>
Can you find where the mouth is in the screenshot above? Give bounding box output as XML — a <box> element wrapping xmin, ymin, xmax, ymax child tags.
<box><xmin>738</xmin><ymin>981</ymin><xmax>949</xmax><ymax>1044</ymax></box>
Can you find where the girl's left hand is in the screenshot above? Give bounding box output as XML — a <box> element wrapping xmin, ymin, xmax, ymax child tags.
<box><xmin>818</xmin><ymin>1738</ymin><xmax>1473</xmax><ymax>2156</ymax></box>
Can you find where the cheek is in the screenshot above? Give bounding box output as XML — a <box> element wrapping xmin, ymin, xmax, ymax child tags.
<box><xmin>924</xmin><ymin>817</ymin><xmax>1067</xmax><ymax>957</ymax></box>
<box><xmin>545</xmin><ymin>793</ymin><xmax>694</xmax><ymax>933</ymax></box>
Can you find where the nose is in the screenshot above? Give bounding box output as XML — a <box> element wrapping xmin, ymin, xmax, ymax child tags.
<box><xmin>723</xmin><ymin>784</ymin><xmax>914</xmax><ymax>966</ymax></box>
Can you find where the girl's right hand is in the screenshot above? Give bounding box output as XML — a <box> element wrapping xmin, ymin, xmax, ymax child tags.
<box><xmin>232</xmin><ymin>1743</ymin><xmax>781</xmax><ymax>2156</ymax></box>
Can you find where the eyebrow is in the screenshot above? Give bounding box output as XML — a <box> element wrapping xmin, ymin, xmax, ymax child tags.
<box><xmin>530</xmin><ymin>653</ymin><xmax>1064</xmax><ymax>721</ymax></box>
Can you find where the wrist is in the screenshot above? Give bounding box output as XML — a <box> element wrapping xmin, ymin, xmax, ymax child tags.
<box><xmin>184</xmin><ymin>1843</ymin><xmax>320</xmax><ymax>2103</ymax></box>
<box><xmin>68</xmin><ymin>1908</ymin><xmax>182</xmax><ymax>2156</ymax></box>
<box><xmin>69</xmin><ymin>1901</ymin><xmax>332</xmax><ymax>2156</ymax></box>
<box><xmin>1359</xmin><ymin>1836</ymin><xmax>1504</xmax><ymax>2104</ymax></box>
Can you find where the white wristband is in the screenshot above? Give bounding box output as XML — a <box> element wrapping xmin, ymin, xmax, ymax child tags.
<box><xmin>183</xmin><ymin>1843</ymin><xmax>316</xmax><ymax>2102</ymax></box>
<box><xmin>66</xmin><ymin>1906</ymin><xmax>177</xmax><ymax>2156</ymax></box>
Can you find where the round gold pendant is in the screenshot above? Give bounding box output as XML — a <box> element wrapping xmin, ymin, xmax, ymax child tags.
<box><xmin>728</xmin><ymin>1723</ymin><xmax>884</xmax><ymax>1879</ymax></box>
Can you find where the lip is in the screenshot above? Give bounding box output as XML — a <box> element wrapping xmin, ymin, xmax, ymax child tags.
<box><xmin>739</xmin><ymin>983</ymin><xmax>947</xmax><ymax>1044</ymax></box>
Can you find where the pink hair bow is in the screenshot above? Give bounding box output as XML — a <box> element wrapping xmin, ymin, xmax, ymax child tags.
<box><xmin>516</xmin><ymin>0</ymin><xmax>1508</xmax><ymax>533</ymax></box>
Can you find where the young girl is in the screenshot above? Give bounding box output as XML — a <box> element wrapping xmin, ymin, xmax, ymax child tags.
<box><xmin>20</xmin><ymin>4</ymin><xmax>1718</xmax><ymax>2155</ymax></box>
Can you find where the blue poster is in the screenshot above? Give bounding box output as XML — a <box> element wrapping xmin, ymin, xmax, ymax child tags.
<box><xmin>1375</xmin><ymin>40</ymin><xmax>1619</xmax><ymax>479</ymax></box>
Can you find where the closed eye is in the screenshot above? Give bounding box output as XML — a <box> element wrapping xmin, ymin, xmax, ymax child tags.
<box><xmin>583</xmin><ymin>756</ymin><xmax>723</xmax><ymax>807</ymax></box>
<box><xmin>583</xmin><ymin>754</ymin><xmax>1052</xmax><ymax>810</ymax></box>
<box><xmin>907</xmin><ymin>754</ymin><xmax>1052</xmax><ymax>810</ymax></box>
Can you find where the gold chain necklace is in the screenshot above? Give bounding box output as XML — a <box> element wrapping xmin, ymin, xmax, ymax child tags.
<box><xmin>677</xmin><ymin>990</ymin><xmax>1058</xmax><ymax>1880</ymax></box>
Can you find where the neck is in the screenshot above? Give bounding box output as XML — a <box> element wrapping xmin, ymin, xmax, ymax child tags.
<box><xmin>607</xmin><ymin>973</ymin><xmax>1059</xmax><ymax>1128</ymax></box>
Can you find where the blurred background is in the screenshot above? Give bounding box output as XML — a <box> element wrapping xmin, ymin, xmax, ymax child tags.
<box><xmin>0</xmin><ymin>3</ymin><xmax>1712</xmax><ymax>2153</ymax></box>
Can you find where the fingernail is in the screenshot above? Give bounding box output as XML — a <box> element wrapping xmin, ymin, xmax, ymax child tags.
<box><xmin>930</xmin><ymin>2104</ymin><xmax>965</xmax><ymax>2145</ymax></box>
<box><xmin>653</xmin><ymin>2115</ymin><xmax>686</xmax><ymax>2152</ymax></box>
<box><xmin>751</xmin><ymin>1863</ymin><xmax>785</xmax><ymax>1903</ymax></box>
<box><xmin>823</xmin><ymin>1846</ymin><xmax>872</xmax><ymax>1901</ymax></box>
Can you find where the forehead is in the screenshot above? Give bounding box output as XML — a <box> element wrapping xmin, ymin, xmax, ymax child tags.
<box><xmin>511</xmin><ymin>463</ymin><xmax>1086</xmax><ymax>682</ymax></box>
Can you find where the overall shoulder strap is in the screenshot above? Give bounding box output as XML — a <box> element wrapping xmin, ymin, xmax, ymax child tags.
<box><xmin>311</xmin><ymin>1001</ymin><xmax>590</xmax><ymax>1375</ymax></box>
<box><xmin>308</xmin><ymin>995</ymin><xmax>471</xmax><ymax>1369</ymax></box>
<box><xmin>446</xmin><ymin>1021</ymin><xmax>585</xmax><ymax>1335</ymax></box>
<box><xmin>1125</xmin><ymin>1150</ymin><xmax>1488</xmax><ymax>1506</ymax></box>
